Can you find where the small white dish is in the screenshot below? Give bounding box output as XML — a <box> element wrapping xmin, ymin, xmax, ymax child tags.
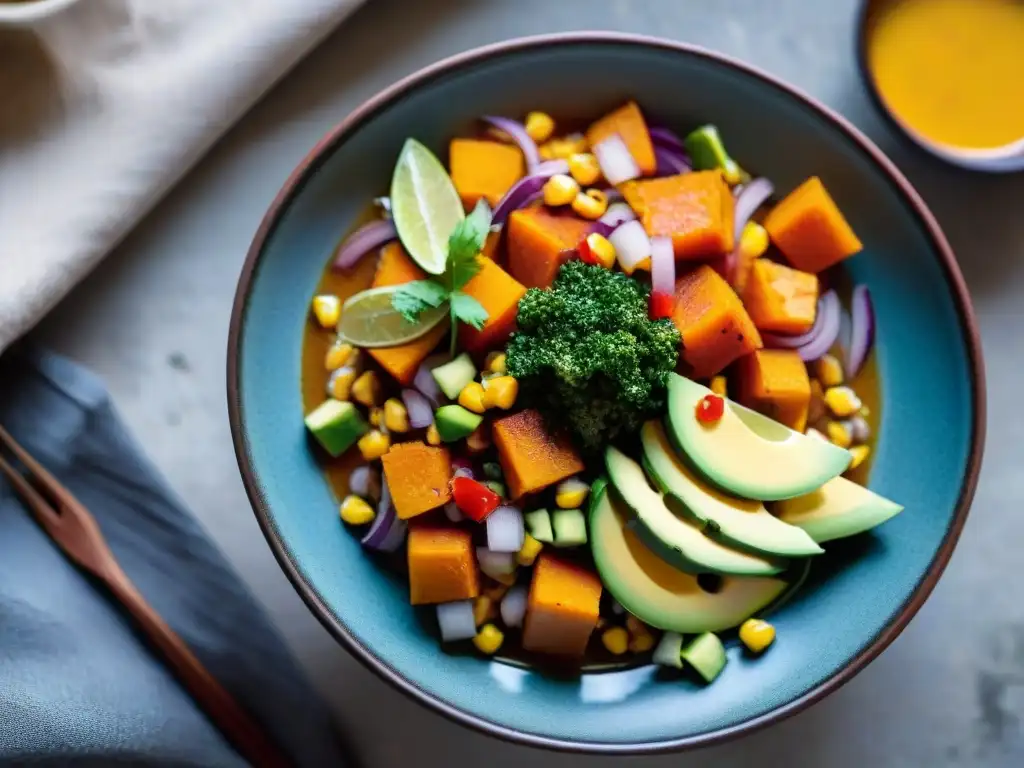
<box><xmin>0</xmin><ymin>0</ymin><xmax>82</xmax><ymax>26</ymax></box>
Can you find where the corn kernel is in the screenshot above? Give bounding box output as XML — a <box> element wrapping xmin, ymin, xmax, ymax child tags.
<box><xmin>516</xmin><ymin>533</ymin><xmax>543</xmax><ymax>566</ymax></box>
<box><xmin>738</xmin><ymin>222</ymin><xmax>770</xmax><ymax>260</ymax></box>
<box><xmin>484</xmin><ymin>351</ymin><xmax>507</xmax><ymax>375</ymax></box>
<box><xmin>481</xmin><ymin>376</ymin><xmax>518</xmax><ymax>410</ymax></box>
<box><xmin>473</xmin><ymin>623</ymin><xmax>505</xmax><ymax>655</ymax></box>
<box><xmin>739</xmin><ymin>618</ymin><xmax>776</xmax><ymax>654</ymax></box>
<box><xmin>339</xmin><ymin>495</ymin><xmax>375</xmax><ymax>526</ymax></box>
<box><xmin>473</xmin><ymin>596</ymin><xmax>496</xmax><ymax>626</ymax></box>
<box><xmin>383</xmin><ymin>398</ymin><xmax>410</xmax><ymax>433</ymax></box>
<box><xmin>524</xmin><ymin>111</ymin><xmax>555</xmax><ymax>143</ymax></box>
<box><xmin>582</xmin><ymin>232</ymin><xmax>616</xmax><ymax>269</ymax></box>
<box><xmin>816</xmin><ymin>354</ymin><xmax>844</xmax><ymax>388</ymax></box>
<box><xmin>848</xmin><ymin>444</ymin><xmax>871</xmax><ymax>471</ymax></box>
<box><xmin>458</xmin><ymin>381</ymin><xmax>487</xmax><ymax>414</ymax></box>
<box><xmin>465</xmin><ymin>423</ymin><xmax>491</xmax><ymax>453</ymax></box>
<box><xmin>368</xmin><ymin>406</ymin><xmax>383</xmax><ymax>427</ymax></box>
<box><xmin>625</xmin><ymin>615</ymin><xmax>648</xmax><ymax>636</ymax></box>
<box><xmin>425</xmin><ymin>423</ymin><xmax>441</xmax><ymax>446</ymax></box>
<box><xmin>311</xmin><ymin>295</ymin><xmax>341</xmax><ymax>328</ymax></box>
<box><xmin>567</xmin><ymin>152</ymin><xmax>601</xmax><ymax>186</ymax></box>
<box><xmin>357</xmin><ymin>429</ymin><xmax>390</xmax><ymax>461</ymax></box>
<box><xmin>324</xmin><ymin>341</ymin><xmax>355</xmax><ymax>371</ymax></box>
<box><xmin>625</xmin><ymin>615</ymin><xmax>657</xmax><ymax>653</ymax></box>
<box><xmin>327</xmin><ymin>367</ymin><xmax>358</xmax><ymax>401</ymax></box>
<box><xmin>539</xmin><ymin>134</ymin><xmax>586</xmax><ymax>160</ymax></box>
<box><xmin>351</xmin><ymin>371</ymin><xmax>382</xmax><ymax>407</ymax></box>
<box><xmin>543</xmin><ymin>174</ymin><xmax>580</xmax><ymax>207</ymax></box>
<box><xmin>826</xmin><ymin>420</ymin><xmax>853</xmax><ymax>449</ymax></box>
<box><xmin>571</xmin><ymin>189</ymin><xmax>608</xmax><ymax>220</ymax></box>
<box><xmin>710</xmin><ymin>376</ymin><xmax>728</xmax><ymax>398</ymax></box>
<box><xmin>601</xmin><ymin>627</ymin><xmax>630</xmax><ymax>655</ymax></box>
<box><xmin>824</xmin><ymin>386</ymin><xmax>862</xmax><ymax>418</ymax></box>
<box><xmin>555</xmin><ymin>477</ymin><xmax>590</xmax><ymax>509</ymax></box>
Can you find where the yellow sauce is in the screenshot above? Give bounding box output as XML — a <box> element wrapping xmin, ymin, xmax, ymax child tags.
<box><xmin>866</xmin><ymin>0</ymin><xmax>1024</xmax><ymax>150</ymax></box>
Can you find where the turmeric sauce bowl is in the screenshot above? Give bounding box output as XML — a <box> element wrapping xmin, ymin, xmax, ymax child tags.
<box><xmin>857</xmin><ymin>0</ymin><xmax>1024</xmax><ymax>173</ymax></box>
<box><xmin>228</xmin><ymin>33</ymin><xmax>984</xmax><ymax>752</ymax></box>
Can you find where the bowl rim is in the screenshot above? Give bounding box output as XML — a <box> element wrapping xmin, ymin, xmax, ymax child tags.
<box><xmin>227</xmin><ymin>31</ymin><xmax>986</xmax><ymax>754</ymax></box>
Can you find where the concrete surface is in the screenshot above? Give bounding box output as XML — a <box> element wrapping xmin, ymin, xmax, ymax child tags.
<box><xmin>30</xmin><ymin>0</ymin><xmax>1024</xmax><ymax>765</ymax></box>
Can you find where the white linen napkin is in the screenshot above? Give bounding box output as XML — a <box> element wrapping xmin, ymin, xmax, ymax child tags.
<box><xmin>0</xmin><ymin>0</ymin><xmax>364</xmax><ymax>355</ymax></box>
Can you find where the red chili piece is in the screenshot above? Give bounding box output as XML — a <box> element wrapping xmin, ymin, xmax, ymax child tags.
<box><xmin>648</xmin><ymin>290</ymin><xmax>674</xmax><ymax>320</ymax></box>
<box><xmin>451</xmin><ymin>476</ymin><xmax>501</xmax><ymax>522</ymax></box>
<box><xmin>695</xmin><ymin>394</ymin><xmax>725</xmax><ymax>424</ymax></box>
<box><xmin>578</xmin><ymin>236</ymin><xmax>601</xmax><ymax>266</ymax></box>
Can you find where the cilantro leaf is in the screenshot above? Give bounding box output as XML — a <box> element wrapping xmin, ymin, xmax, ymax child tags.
<box><xmin>449</xmin><ymin>291</ymin><xmax>489</xmax><ymax>330</ymax></box>
<box><xmin>446</xmin><ymin>200</ymin><xmax>492</xmax><ymax>291</ymax></box>
<box><xmin>391</xmin><ymin>280</ymin><xmax>448</xmax><ymax>322</ymax></box>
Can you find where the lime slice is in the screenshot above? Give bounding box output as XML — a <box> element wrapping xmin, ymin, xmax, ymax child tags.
<box><xmin>337</xmin><ymin>286</ymin><xmax>448</xmax><ymax>348</ymax></box>
<box><xmin>390</xmin><ymin>138</ymin><xmax>464</xmax><ymax>275</ymax></box>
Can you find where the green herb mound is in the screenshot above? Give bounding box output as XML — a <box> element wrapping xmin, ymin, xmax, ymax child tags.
<box><xmin>506</xmin><ymin>261</ymin><xmax>681</xmax><ymax>451</ymax></box>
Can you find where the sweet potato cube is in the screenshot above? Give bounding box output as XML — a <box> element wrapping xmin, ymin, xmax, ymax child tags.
<box><xmin>735</xmin><ymin>349</ymin><xmax>811</xmax><ymax>432</ymax></box>
<box><xmin>764</xmin><ymin>176</ymin><xmax>863</xmax><ymax>272</ymax></box>
<box><xmin>368</xmin><ymin>243</ymin><xmax>447</xmax><ymax>385</ymax></box>
<box><xmin>493</xmin><ymin>410</ymin><xmax>585</xmax><ymax>499</ymax></box>
<box><xmin>507</xmin><ymin>208</ymin><xmax>591</xmax><ymax>289</ymax></box>
<box><xmin>450</xmin><ymin>139</ymin><xmax>525</xmax><ymax>210</ymax></box>
<box><xmin>620</xmin><ymin>171</ymin><xmax>735</xmax><ymax>259</ymax></box>
<box><xmin>742</xmin><ymin>259</ymin><xmax>819</xmax><ymax>334</ymax></box>
<box><xmin>407</xmin><ymin>525</ymin><xmax>480</xmax><ymax>605</ymax></box>
<box><xmin>459</xmin><ymin>257</ymin><xmax>527</xmax><ymax>353</ymax></box>
<box><xmin>585</xmin><ymin>100</ymin><xmax>656</xmax><ymax>176</ymax></box>
<box><xmin>381</xmin><ymin>442</ymin><xmax>453</xmax><ymax>520</ymax></box>
<box><xmin>522</xmin><ymin>554</ymin><xmax>602</xmax><ymax>657</ymax></box>
<box><xmin>672</xmin><ymin>265</ymin><xmax>762</xmax><ymax>379</ymax></box>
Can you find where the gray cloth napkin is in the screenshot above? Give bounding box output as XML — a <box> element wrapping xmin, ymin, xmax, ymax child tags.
<box><xmin>0</xmin><ymin>347</ymin><xmax>351</xmax><ymax>766</ymax></box>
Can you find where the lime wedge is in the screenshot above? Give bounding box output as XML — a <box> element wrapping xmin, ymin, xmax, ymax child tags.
<box><xmin>337</xmin><ymin>286</ymin><xmax>448</xmax><ymax>348</ymax></box>
<box><xmin>390</xmin><ymin>138</ymin><xmax>464</xmax><ymax>275</ymax></box>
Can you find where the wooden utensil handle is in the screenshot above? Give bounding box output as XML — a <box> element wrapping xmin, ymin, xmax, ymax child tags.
<box><xmin>104</xmin><ymin>568</ymin><xmax>291</xmax><ymax>767</ymax></box>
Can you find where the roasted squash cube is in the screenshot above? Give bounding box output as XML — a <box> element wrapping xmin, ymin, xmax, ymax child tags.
<box><xmin>742</xmin><ymin>259</ymin><xmax>819</xmax><ymax>334</ymax></box>
<box><xmin>763</xmin><ymin>176</ymin><xmax>863</xmax><ymax>272</ymax></box>
<box><xmin>381</xmin><ymin>442</ymin><xmax>453</xmax><ymax>519</ymax></box>
<box><xmin>522</xmin><ymin>554</ymin><xmax>602</xmax><ymax>657</ymax></box>
<box><xmin>459</xmin><ymin>257</ymin><xmax>527</xmax><ymax>353</ymax></box>
<box><xmin>407</xmin><ymin>525</ymin><xmax>480</xmax><ymax>605</ymax></box>
<box><xmin>449</xmin><ymin>139</ymin><xmax>525</xmax><ymax>209</ymax></box>
<box><xmin>735</xmin><ymin>349</ymin><xmax>812</xmax><ymax>432</ymax></box>
<box><xmin>493</xmin><ymin>409</ymin><xmax>585</xmax><ymax>499</ymax></box>
<box><xmin>507</xmin><ymin>208</ymin><xmax>592</xmax><ymax>289</ymax></box>
<box><xmin>585</xmin><ymin>100</ymin><xmax>656</xmax><ymax>176</ymax></box>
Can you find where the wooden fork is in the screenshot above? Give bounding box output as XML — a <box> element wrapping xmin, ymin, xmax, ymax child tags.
<box><xmin>0</xmin><ymin>424</ymin><xmax>290</xmax><ymax>768</ymax></box>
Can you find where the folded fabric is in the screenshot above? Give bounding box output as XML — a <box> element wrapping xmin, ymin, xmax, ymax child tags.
<box><xmin>0</xmin><ymin>346</ymin><xmax>351</xmax><ymax>766</ymax></box>
<box><xmin>0</xmin><ymin>0</ymin><xmax>364</xmax><ymax>356</ymax></box>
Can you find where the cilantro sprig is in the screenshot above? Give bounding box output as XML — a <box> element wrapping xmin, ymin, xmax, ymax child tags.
<box><xmin>392</xmin><ymin>200</ymin><xmax>492</xmax><ymax>355</ymax></box>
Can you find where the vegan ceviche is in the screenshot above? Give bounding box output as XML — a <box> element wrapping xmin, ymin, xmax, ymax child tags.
<box><xmin>300</xmin><ymin>101</ymin><xmax>901</xmax><ymax>682</ymax></box>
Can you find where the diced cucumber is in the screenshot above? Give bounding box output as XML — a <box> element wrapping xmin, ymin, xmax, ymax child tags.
<box><xmin>482</xmin><ymin>480</ymin><xmax>506</xmax><ymax>499</ymax></box>
<box><xmin>525</xmin><ymin>508</ymin><xmax>554</xmax><ymax>543</ymax></box>
<box><xmin>681</xmin><ymin>632</ymin><xmax>727</xmax><ymax>683</ymax></box>
<box><xmin>552</xmin><ymin>508</ymin><xmax>587</xmax><ymax>548</ymax></box>
<box><xmin>304</xmin><ymin>399</ymin><xmax>368</xmax><ymax>457</ymax></box>
<box><xmin>431</xmin><ymin>353</ymin><xmax>477</xmax><ymax>400</ymax></box>
<box><xmin>652</xmin><ymin>631</ymin><xmax>685</xmax><ymax>669</ymax></box>
<box><xmin>434</xmin><ymin>405</ymin><xmax>482</xmax><ymax>442</ymax></box>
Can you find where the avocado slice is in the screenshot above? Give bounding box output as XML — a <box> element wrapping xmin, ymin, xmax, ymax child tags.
<box><xmin>604</xmin><ymin>447</ymin><xmax>785</xmax><ymax>576</ymax></box>
<box><xmin>775</xmin><ymin>476</ymin><xmax>903</xmax><ymax>543</ymax></box>
<box><xmin>589</xmin><ymin>482</ymin><xmax>788</xmax><ymax>633</ymax></box>
<box><xmin>641</xmin><ymin>421</ymin><xmax>823</xmax><ymax>558</ymax></box>
<box><xmin>666</xmin><ymin>375</ymin><xmax>851</xmax><ymax>501</ymax></box>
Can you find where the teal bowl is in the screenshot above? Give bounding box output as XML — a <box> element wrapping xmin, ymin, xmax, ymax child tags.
<box><xmin>228</xmin><ymin>33</ymin><xmax>984</xmax><ymax>752</ymax></box>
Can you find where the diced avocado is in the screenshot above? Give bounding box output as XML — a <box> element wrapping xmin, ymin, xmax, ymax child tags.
<box><xmin>304</xmin><ymin>399</ymin><xmax>369</xmax><ymax>457</ymax></box>
<box><xmin>525</xmin><ymin>508</ymin><xmax>554</xmax><ymax>543</ymax></box>
<box><xmin>482</xmin><ymin>480</ymin><xmax>506</xmax><ymax>499</ymax></box>
<box><xmin>588</xmin><ymin>481</ymin><xmax>788</xmax><ymax>633</ymax></box>
<box><xmin>605</xmin><ymin>446</ymin><xmax>785</xmax><ymax>576</ymax></box>
<box><xmin>431</xmin><ymin>353</ymin><xmax>478</xmax><ymax>400</ymax></box>
<box><xmin>775</xmin><ymin>476</ymin><xmax>903</xmax><ymax>543</ymax></box>
<box><xmin>552</xmin><ymin>508</ymin><xmax>587</xmax><ymax>548</ymax></box>
<box><xmin>681</xmin><ymin>632</ymin><xmax>727</xmax><ymax>684</ymax></box>
<box><xmin>434</xmin><ymin>405</ymin><xmax>483</xmax><ymax>442</ymax></box>
<box><xmin>666</xmin><ymin>375</ymin><xmax>851</xmax><ymax>501</ymax></box>
<box><xmin>652</xmin><ymin>631</ymin><xmax>685</xmax><ymax>669</ymax></box>
<box><xmin>683</xmin><ymin>125</ymin><xmax>745</xmax><ymax>185</ymax></box>
<box><xmin>641</xmin><ymin>421</ymin><xmax>823</xmax><ymax>558</ymax></box>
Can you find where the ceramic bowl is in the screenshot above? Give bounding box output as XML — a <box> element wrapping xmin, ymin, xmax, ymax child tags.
<box><xmin>228</xmin><ymin>33</ymin><xmax>984</xmax><ymax>753</ymax></box>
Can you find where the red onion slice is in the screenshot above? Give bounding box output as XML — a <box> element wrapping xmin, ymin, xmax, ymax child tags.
<box><xmin>348</xmin><ymin>465</ymin><xmax>381</xmax><ymax>502</ymax></box>
<box><xmin>492</xmin><ymin>164</ymin><xmax>569</xmax><ymax>226</ymax></box>
<box><xmin>444</xmin><ymin>501</ymin><xmax>464</xmax><ymax>523</ymax></box>
<box><xmin>843</xmin><ymin>285</ymin><xmax>875</xmax><ymax>378</ymax></box>
<box><xmin>401</xmin><ymin>388</ymin><xmax>434</xmax><ymax>429</ymax></box>
<box><xmin>764</xmin><ymin>290</ymin><xmax>840</xmax><ymax>349</ymax></box>
<box><xmin>589</xmin><ymin>202</ymin><xmax>637</xmax><ymax>238</ymax></box>
<box><xmin>650</xmin><ymin>236</ymin><xmax>675</xmax><ymax>296</ymax></box>
<box><xmin>486</xmin><ymin>505</ymin><xmax>525</xmax><ymax>553</ymax></box>
<box><xmin>412</xmin><ymin>353</ymin><xmax>449</xmax><ymax>406</ymax></box>
<box><xmin>654</xmin><ymin>146</ymin><xmax>692</xmax><ymax>176</ymax></box>
<box><xmin>332</xmin><ymin>219</ymin><xmax>398</xmax><ymax>271</ymax></box>
<box><xmin>482</xmin><ymin>115</ymin><xmax>540</xmax><ymax>170</ymax></box>
<box><xmin>733</xmin><ymin>178</ymin><xmax>774</xmax><ymax>242</ymax></box>
<box><xmin>609</xmin><ymin>220</ymin><xmax>651</xmax><ymax>273</ymax></box>
<box><xmin>594</xmin><ymin>134</ymin><xmax>641</xmax><ymax>185</ymax></box>
<box><xmin>436</xmin><ymin>600</ymin><xmax>477</xmax><ymax>642</ymax></box>
<box><xmin>649</xmin><ymin>125</ymin><xmax>686</xmax><ymax>152</ymax></box>
<box><xmin>499</xmin><ymin>586</ymin><xmax>528</xmax><ymax>628</ymax></box>
<box><xmin>361</xmin><ymin>480</ymin><xmax>406</xmax><ymax>552</ymax></box>
<box><xmin>533</xmin><ymin>159</ymin><xmax>571</xmax><ymax>176</ymax></box>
